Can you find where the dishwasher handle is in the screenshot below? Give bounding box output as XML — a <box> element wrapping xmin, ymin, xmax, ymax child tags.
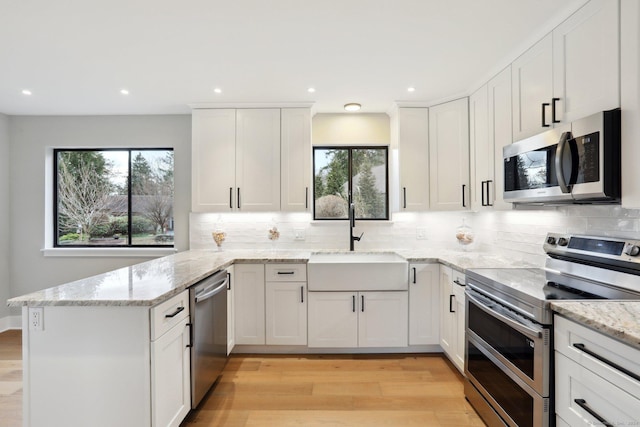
<box><xmin>195</xmin><ymin>277</ymin><xmax>228</xmax><ymax>303</ymax></box>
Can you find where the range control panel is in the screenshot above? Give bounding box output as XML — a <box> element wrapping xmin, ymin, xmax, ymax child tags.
<box><xmin>544</xmin><ymin>233</ymin><xmax>640</xmax><ymax>263</ymax></box>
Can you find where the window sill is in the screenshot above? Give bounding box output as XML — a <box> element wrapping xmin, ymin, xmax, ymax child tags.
<box><xmin>41</xmin><ymin>247</ymin><xmax>177</xmax><ymax>258</ymax></box>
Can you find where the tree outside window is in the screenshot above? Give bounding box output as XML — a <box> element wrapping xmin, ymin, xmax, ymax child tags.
<box><xmin>313</xmin><ymin>147</ymin><xmax>388</xmax><ymax>220</ymax></box>
<box><xmin>54</xmin><ymin>149</ymin><xmax>174</xmax><ymax>247</ymax></box>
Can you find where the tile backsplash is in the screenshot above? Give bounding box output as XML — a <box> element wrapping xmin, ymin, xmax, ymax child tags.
<box><xmin>190</xmin><ymin>205</ymin><xmax>640</xmax><ymax>267</ymax></box>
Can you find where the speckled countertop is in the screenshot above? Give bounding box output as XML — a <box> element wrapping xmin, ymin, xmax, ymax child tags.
<box><xmin>551</xmin><ymin>301</ymin><xmax>640</xmax><ymax>350</ymax></box>
<box><xmin>7</xmin><ymin>248</ymin><xmax>536</xmax><ymax>308</ymax></box>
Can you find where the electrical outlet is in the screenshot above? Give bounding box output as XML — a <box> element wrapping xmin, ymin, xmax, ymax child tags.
<box><xmin>416</xmin><ymin>228</ymin><xmax>428</xmax><ymax>240</ymax></box>
<box><xmin>294</xmin><ymin>228</ymin><xmax>306</xmax><ymax>241</ymax></box>
<box><xmin>29</xmin><ymin>307</ymin><xmax>44</xmax><ymax>331</ymax></box>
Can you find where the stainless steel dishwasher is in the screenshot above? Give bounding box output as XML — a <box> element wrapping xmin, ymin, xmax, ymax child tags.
<box><xmin>189</xmin><ymin>269</ymin><xmax>228</xmax><ymax>409</ymax></box>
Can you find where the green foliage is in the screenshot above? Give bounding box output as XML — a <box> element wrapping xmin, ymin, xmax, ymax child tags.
<box><xmin>132</xmin><ymin>216</ymin><xmax>155</xmax><ymax>234</ymax></box>
<box><xmin>89</xmin><ymin>223</ymin><xmax>111</xmax><ymax>238</ymax></box>
<box><xmin>109</xmin><ymin>217</ymin><xmax>129</xmax><ymax>235</ymax></box>
<box><xmin>59</xmin><ymin>233</ymin><xmax>81</xmax><ymax>241</ymax></box>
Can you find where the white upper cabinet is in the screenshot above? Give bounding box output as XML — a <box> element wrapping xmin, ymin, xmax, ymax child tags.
<box><xmin>280</xmin><ymin>108</ymin><xmax>312</xmax><ymax>212</ymax></box>
<box><xmin>429</xmin><ymin>98</ymin><xmax>470</xmax><ymax>211</ymax></box>
<box><xmin>488</xmin><ymin>66</ymin><xmax>513</xmax><ymax>210</ymax></box>
<box><xmin>235</xmin><ymin>109</ymin><xmax>281</xmax><ymax>212</ymax></box>
<box><xmin>469</xmin><ymin>85</ymin><xmax>490</xmax><ymax>211</ymax></box>
<box><xmin>396</xmin><ymin>108</ymin><xmax>430</xmax><ymax>211</ymax></box>
<box><xmin>553</xmin><ymin>0</ymin><xmax>620</xmax><ymax>123</ymax></box>
<box><xmin>191</xmin><ymin>109</ymin><xmax>237</xmax><ymax>212</ymax></box>
<box><xmin>512</xmin><ymin>33</ymin><xmax>554</xmax><ymax>141</ymax></box>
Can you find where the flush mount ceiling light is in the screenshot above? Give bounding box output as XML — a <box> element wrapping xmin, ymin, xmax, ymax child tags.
<box><xmin>120</xmin><ymin>89</ymin><xmax>129</xmax><ymax>95</ymax></box>
<box><xmin>407</xmin><ymin>87</ymin><xmax>416</xmax><ymax>92</ymax></box>
<box><xmin>344</xmin><ymin>103</ymin><xmax>361</xmax><ymax>112</ymax></box>
<box><xmin>214</xmin><ymin>87</ymin><xmax>222</xmax><ymax>94</ymax></box>
<box><xmin>307</xmin><ymin>87</ymin><xmax>316</xmax><ymax>93</ymax></box>
<box><xmin>21</xmin><ymin>89</ymin><xmax>32</xmax><ymax>95</ymax></box>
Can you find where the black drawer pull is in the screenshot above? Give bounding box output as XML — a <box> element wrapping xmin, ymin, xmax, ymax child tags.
<box><xmin>453</xmin><ymin>279</ymin><xmax>465</xmax><ymax>287</ymax></box>
<box><xmin>573</xmin><ymin>343</ymin><xmax>640</xmax><ymax>382</ymax></box>
<box><xmin>165</xmin><ymin>306</ymin><xmax>185</xmax><ymax>318</ymax></box>
<box><xmin>277</xmin><ymin>271</ymin><xmax>295</xmax><ymax>275</ymax></box>
<box><xmin>573</xmin><ymin>399</ymin><xmax>613</xmax><ymax>427</ymax></box>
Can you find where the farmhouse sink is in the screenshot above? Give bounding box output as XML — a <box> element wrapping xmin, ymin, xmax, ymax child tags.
<box><xmin>307</xmin><ymin>252</ymin><xmax>409</xmax><ymax>291</ymax></box>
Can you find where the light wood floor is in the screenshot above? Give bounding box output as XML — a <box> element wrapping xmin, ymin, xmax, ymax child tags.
<box><xmin>182</xmin><ymin>354</ymin><xmax>484</xmax><ymax>427</ymax></box>
<box><xmin>0</xmin><ymin>330</ymin><xmax>22</xmax><ymax>427</ymax></box>
<box><xmin>0</xmin><ymin>331</ymin><xmax>483</xmax><ymax>427</ymax></box>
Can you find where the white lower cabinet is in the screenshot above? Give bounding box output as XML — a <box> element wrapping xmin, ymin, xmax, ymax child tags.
<box><xmin>439</xmin><ymin>265</ymin><xmax>466</xmax><ymax>373</ymax></box>
<box><xmin>266</xmin><ymin>282</ymin><xmax>307</xmax><ymax>345</ymax></box>
<box><xmin>408</xmin><ymin>263</ymin><xmax>440</xmax><ymax>345</ymax></box>
<box><xmin>554</xmin><ymin>315</ymin><xmax>640</xmax><ymax>426</ymax></box>
<box><xmin>308</xmin><ymin>291</ymin><xmax>408</xmax><ymax>348</ymax></box>
<box><xmin>151</xmin><ymin>316</ymin><xmax>191</xmax><ymax>427</ymax></box>
<box><xmin>226</xmin><ymin>265</ymin><xmax>235</xmax><ymax>355</ymax></box>
<box><xmin>234</xmin><ymin>264</ymin><xmax>266</xmax><ymax>345</ymax></box>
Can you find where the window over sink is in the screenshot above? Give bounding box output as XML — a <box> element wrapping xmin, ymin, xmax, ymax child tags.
<box><xmin>53</xmin><ymin>148</ymin><xmax>174</xmax><ymax>248</ymax></box>
<box><xmin>313</xmin><ymin>146</ymin><xmax>389</xmax><ymax>220</ymax></box>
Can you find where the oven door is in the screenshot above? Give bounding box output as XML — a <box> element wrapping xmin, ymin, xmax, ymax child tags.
<box><xmin>465</xmin><ymin>287</ymin><xmax>551</xmax><ymax>396</ymax></box>
<box><xmin>466</xmin><ymin>336</ymin><xmax>551</xmax><ymax>427</ymax></box>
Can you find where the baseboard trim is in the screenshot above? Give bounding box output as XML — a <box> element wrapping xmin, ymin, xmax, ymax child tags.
<box><xmin>0</xmin><ymin>315</ymin><xmax>21</xmax><ymax>332</ymax></box>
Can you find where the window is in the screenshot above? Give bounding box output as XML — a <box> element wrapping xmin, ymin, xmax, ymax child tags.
<box><xmin>54</xmin><ymin>148</ymin><xmax>174</xmax><ymax>247</ymax></box>
<box><xmin>313</xmin><ymin>146</ymin><xmax>389</xmax><ymax>220</ymax></box>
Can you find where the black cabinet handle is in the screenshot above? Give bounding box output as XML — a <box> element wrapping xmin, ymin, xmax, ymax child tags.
<box><xmin>186</xmin><ymin>322</ymin><xmax>193</xmax><ymax>348</ymax></box>
<box><xmin>412</xmin><ymin>267</ymin><xmax>417</xmax><ymax>284</ymax></box>
<box><xmin>573</xmin><ymin>399</ymin><xmax>613</xmax><ymax>427</ymax></box>
<box><xmin>237</xmin><ymin>188</ymin><xmax>241</xmax><ymax>209</ymax></box>
<box><xmin>573</xmin><ymin>343</ymin><xmax>640</xmax><ymax>382</ymax></box>
<box><xmin>229</xmin><ymin>187</ymin><xmax>233</xmax><ymax>209</ymax></box>
<box><xmin>403</xmin><ymin>187</ymin><xmax>407</xmax><ymax>209</ymax></box>
<box><xmin>486</xmin><ymin>180</ymin><xmax>493</xmax><ymax>207</ymax></box>
<box><xmin>300</xmin><ymin>286</ymin><xmax>304</xmax><ymax>303</ymax></box>
<box><xmin>165</xmin><ymin>306</ymin><xmax>185</xmax><ymax>318</ymax></box>
<box><xmin>542</xmin><ymin>103</ymin><xmax>550</xmax><ymax>127</ymax></box>
<box><xmin>361</xmin><ymin>295</ymin><xmax>365</xmax><ymax>312</ymax></box>
<box><xmin>305</xmin><ymin>187</ymin><xmax>309</xmax><ymax>210</ymax></box>
<box><xmin>449</xmin><ymin>295</ymin><xmax>455</xmax><ymax>313</ymax></box>
<box><xmin>352</xmin><ymin>295</ymin><xmax>356</xmax><ymax>313</ymax></box>
<box><xmin>552</xmin><ymin>98</ymin><xmax>560</xmax><ymax>123</ymax></box>
<box><xmin>462</xmin><ymin>184</ymin><xmax>466</xmax><ymax>208</ymax></box>
<box><xmin>277</xmin><ymin>271</ymin><xmax>295</xmax><ymax>275</ymax></box>
<box><xmin>481</xmin><ymin>180</ymin><xmax>486</xmax><ymax>207</ymax></box>
<box><xmin>227</xmin><ymin>272</ymin><xmax>232</xmax><ymax>290</ymax></box>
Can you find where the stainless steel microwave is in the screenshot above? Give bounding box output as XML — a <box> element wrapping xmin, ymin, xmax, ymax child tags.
<box><xmin>503</xmin><ymin>109</ymin><xmax>620</xmax><ymax>204</ymax></box>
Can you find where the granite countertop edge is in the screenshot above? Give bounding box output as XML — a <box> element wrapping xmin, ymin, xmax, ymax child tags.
<box><xmin>7</xmin><ymin>248</ymin><xmax>536</xmax><ymax>308</ymax></box>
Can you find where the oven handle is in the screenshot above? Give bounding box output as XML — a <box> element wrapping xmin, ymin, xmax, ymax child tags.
<box><xmin>555</xmin><ymin>131</ymin><xmax>572</xmax><ymax>194</ymax></box>
<box><xmin>467</xmin><ymin>292</ymin><xmax>542</xmax><ymax>339</ymax></box>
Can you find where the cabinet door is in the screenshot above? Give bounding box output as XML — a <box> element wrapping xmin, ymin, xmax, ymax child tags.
<box><xmin>408</xmin><ymin>263</ymin><xmax>440</xmax><ymax>345</ymax></box>
<box><xmin>236</xmin><ymin>109</ymin><xmax>281</xmax><ymax>211</ymax></box>
<box><xmin>265</xmin><ymin>282</ymin><xmax>307</xmax><ymax>345</ymax></box>
<box><xmin>469</xmin><ymin>85</ymin><xmax>491</xmax><ymax>211</ymax></box>
<box><xmin>281</xmin><ymin>108</ymin><xmax>312</xmax><ymax>212</ymax></box>
<box><xmin>553</xmin><ymin>0</ymin><xmax>619</xmax><ymax>124</ymax></box>
<box><xmin>226</xmin><ymin>265</ymin><xmax>235</xmax><ymax>355</ymax></box>
<box><xmin>452</xmin><ymin>274</ymin><xmax>466</xmax><ymax>373</ymax></box>
<box><xmin>488</xmin><ymin>66</ymin><xmax>513</xmax><ymax>210</ymax></box>
<box><xmin>151</xmin><ymin>317</ymin><xmax>191</xmax><ymax>427</ymax></box>
<box><xmin>359</xmin><ymin>291</ymin><xmax>408</xmax><ymax>348</ymax></box>
<box><xmin>234</xmin><ymin>264</ymin><xmax>266</xmax><ymax>345</ymax></box>
<box><xmin>308</xmin><ymin>292</ymin><xmax>358</xmax><ymax>348</ymax></box>
<box><xmin>512</xmin><ymin>33</ymin><xmax>553</xmax><ymax>141</ymax></box>
<box><xmin>439</xmin><ymin>265</ymin><xmax>454</xmax><ymax>357</ymax></box>
<box><xmin>429</xmin><ymin>98</ymin><xmax>470</xmax><ymax>211</ymax></box>
<box><xmin>398</xmin><ymin>108</ymin><xmax>430</xmax><ymax>211</ymax></box>
<box><xmin>191</xmin><ymin>109</ymin><xmax>236</xmax><ymax>212</ymax></box>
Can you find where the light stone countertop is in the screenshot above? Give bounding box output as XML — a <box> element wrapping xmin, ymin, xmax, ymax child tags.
<box><xmin>7</xmin><ymin>248</ymin><xmax>536</xmax><ymax>308</ymax></box>
<box><xmin>551</xmin><ymin>301</ymin><xmax>640</xmax><ymax>350</ymax></box>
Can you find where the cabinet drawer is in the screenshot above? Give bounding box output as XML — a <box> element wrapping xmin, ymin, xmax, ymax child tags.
<box><xmin>554</xmin><ymin>315</ymin><xmax>640</xmax><ymax>390</ymax></box>
<box><xmin>151</xmin><ymin>290</ymin><xmax>190</xmax><ymax>341</ymax></box>
<box><xmin>265</xmin><ymin>263</ymin><xmax>307</xmax><ymax>282</ymax></box>
<box><xmin>452</xmin><ymin>269</ymin><xmax>465</xmax><ymax>287</ymax></box>
<box><xmin>555</xmin><ymin>352</ymin><xmax>640</xmax><ymax>426</ymax></box>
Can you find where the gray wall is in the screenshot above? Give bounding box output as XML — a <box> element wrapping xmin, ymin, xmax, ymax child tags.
<box><xmin>8</xmin><ymin>115</ymin><xmax>191</xmax><ymax>308</ymax></box>
<box><xmin>0</xmin><ymin>114</ymin><xmax>10</xmax><ymax>320</ymax></box>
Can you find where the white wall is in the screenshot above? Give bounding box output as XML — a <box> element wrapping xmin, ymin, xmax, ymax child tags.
<box><xmin>8</xmin><ymin>115</ymin><xmax>191</xmax><ymax>306</ymax></box>
<box><xmin>0</xmin><ymin>114</ymin><xmax>10</xmax><ymax>323</ymax></box>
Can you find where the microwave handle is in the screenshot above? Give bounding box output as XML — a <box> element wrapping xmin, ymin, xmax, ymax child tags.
<box><xmin>555</xmin><ymin>131</ymin><xmax>572</xmax><ymax>194</ymax></box>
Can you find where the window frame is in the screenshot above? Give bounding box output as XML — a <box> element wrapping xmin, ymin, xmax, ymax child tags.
<box><xmin>53</xmin><ymin>147</ymin><xmax>174</xmax><ymax>248</ymax></box>
<box><xmin>312</xmin><ymin>145</ymin><xmax>390</xmax><ymax>221</ymax></box>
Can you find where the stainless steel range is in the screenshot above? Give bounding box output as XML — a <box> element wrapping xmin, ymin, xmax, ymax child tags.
<box><xmin>464</xmin><ymin>233</ymin><xmax>640</xmax><ymax>427</ymax></box>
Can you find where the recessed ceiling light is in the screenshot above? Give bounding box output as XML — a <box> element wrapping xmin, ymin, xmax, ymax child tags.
<box><xmin>407</xmin><ymin>87</ymin><xmax>416</xmax><ymax>92</ymax></box>
<box><xmin>120</xmin><ymin>89</ymin><xmax>129</xmax><ymax>95</ymax></box>
<box><xmin>214</xmin><ymin>88</ymin><xmax>222</xmax><ymax>94</ymax></box>
<box><xmin>307</xmin><ymin>87</ymin><xmax>316</xmax><ymax>93</ymax></box>
<box><xmin>344</xmin><ymin>103</ymin><xmax>361</xmax><ymax>112</ymax></box>
<box><xmin>22</xmin><ymin>89</ymin><xmax>32</xmax><ymax>95</ymax></box>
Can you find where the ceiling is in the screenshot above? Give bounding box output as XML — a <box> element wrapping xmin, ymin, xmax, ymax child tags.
<box><xmin>0</xmin><ymin>0</ymin><xmax>587</xmax><ymax>116</ymax></box>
